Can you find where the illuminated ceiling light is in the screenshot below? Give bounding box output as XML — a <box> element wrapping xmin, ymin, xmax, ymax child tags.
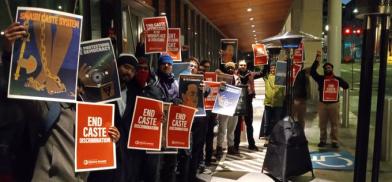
<box><xmin>58</xmin><ymin>5</ymin><xmax>62</xmax><ymax>10</ymax></box>
<box><xmin>249</xmin><ymin>17</ymin><xmax>254</xmax><ymax>21</ymax></box>
<box><xmin>353</xmin><ymin>8</ymin><xmax>359</xmax><ymax>14</ymax></box>
<box><xmin>1</xmin><ymin>31</ymin><xmax>4</xmax><ymax>36</ymax></box>
<box><xmin>325</xmin><ymin>25</ymin><xmax>329</xmax><ymax>31</ymax></box>
<box><xmin>194</xmin><ymin>32</ymin><xmax>198</xmax><ymax>35</ymax></box>
<box><xmin>322</xmin><ymin>32</ymin><xmax>324</xmax><ymax>35</ymax></box>
<box><xmin>252</xmin><ymin>30</ymin><xmax>256</xmax><ymax>33</ymax></box>
<box><xmin>160</xmin><ymin>12</ymin><xmax>166</xmax><ymax>16</ymax></box>
<box><xmin>247</xmin><ymin>8</ymin><xmax>252</xmax><ymax>12</ymax></box>
<box><xmin>251</xmin><ymin>25</ymin><xmax>255</xmax><ymax>28</ymax></box>
<box><xmin>253</xmin><ymin>34</ymin><xmax>256</xmax><ymax>37</ymax></box>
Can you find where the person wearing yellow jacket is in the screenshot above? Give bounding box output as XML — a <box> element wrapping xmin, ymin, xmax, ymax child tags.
<box><xmin>261</xmin><ymin>64</ymin><xmax>286</xmax><ymax>146</ymax></box>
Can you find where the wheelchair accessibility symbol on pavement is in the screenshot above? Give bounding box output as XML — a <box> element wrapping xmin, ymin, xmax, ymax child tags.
<box><xmin>310</xmin><ymin>151</ymin><xmax>354</xmax><ymax>170</ymax></box>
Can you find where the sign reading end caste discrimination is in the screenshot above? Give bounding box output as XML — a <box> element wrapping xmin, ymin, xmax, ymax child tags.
<box><xmin>166</xmin><ymin>104</ymin><xmax>197</xmax><ymax>149</ymax></box>
<box><xmin>75</xmin><ymin>103</ymin><xmax>116</xmax><ymax>172</ymax></box>
<box><xmin>128</xmin><ymin>96</ymin><xmax>164</xmax><ymax>150</ymax></box>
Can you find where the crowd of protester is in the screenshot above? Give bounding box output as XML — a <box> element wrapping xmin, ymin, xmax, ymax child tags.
<box><xmin>0</xmin><ymin>19</ymin><xmax>348</xmax><ymax>182</ymax></box>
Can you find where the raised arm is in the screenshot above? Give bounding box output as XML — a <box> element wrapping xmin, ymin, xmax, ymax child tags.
<box><xmin>310</xmin><ymin>50</ymin><xmax>323</xmax><ymax>82</ymax></box>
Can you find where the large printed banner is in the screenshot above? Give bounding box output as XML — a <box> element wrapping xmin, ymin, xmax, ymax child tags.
<box><xmin>128</xmin><ymin>96</ymin><xmax>163</xmax><ymax>150</ymax></box>
<box><xmin>204</xmin><ymin>81</ymin><xmax>220</xmax><ymax>110</ymax></box>
<box><xmin>75</xmin><ymin>103</ymin><xmax>116</xmax><ymax>172</ymax></box>
<box><xmin>179</xmin><ymin>74</ymin><xmax>206</xmax><ymax>116</ymax></box>
<box><xmin>78</xmin><ymin>38</ymin><xmax>121</xmax><ymax>103</ymax></box>
<box><xmin>252</xmin><ymin>44</ymin><xmax>268</xmax><ymax>66</ymax></box>
<box><xmin>275</xmin><ymin>61</ymin><xmax>287</xmax><ymax>87</ymax></box>
<box><xmin>323</xmin><ymin>79</ymin><xmax>339</xmax><ymax>102</ymax></box>
<box><xmin>293</xmin><ymin>42</ymin><xmax>304</xmax><ymax>64</ymax></box>
<box><xmin>204</xmin><ymin>72</ymin><xmax>217</xmax><ymax>81</ymax></box>
<box><xmin>220</xmin><ymin>39</ymin><xmax>238</xmax><ymax>64</ymax></box>
<box><xmin>8</xmin><ymin>7</ymin><xmax>82</xmax><ymax>102</ymax></box>
<box><xmin>173</xmin><ymin>62</ymin><xmax>191</xmax><ymax>80</ymax></box>
<box><xmin>166</xmin><ymin>28</ymin><xmax>181</xmax><ymax>61</ymax></box>
<box><xmin>166</xmin><ymin>104</ymin><xmax>197</xmax><ymax>149</ymax></box>
<box><xmin>143</xmin><ymin>16</ymin><xmax>168</xmax><ymax>54</ymax></box>
<box><xmin>212</xmin><ymin>84</ymin><xmax>241</xmax><ymax>116</ymax></box>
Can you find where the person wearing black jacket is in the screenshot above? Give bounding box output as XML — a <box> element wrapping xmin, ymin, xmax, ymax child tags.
<box><xmin>310</xmin><ymin>51</ymin><xmax>349</xmax><ymax>148</ymax></box>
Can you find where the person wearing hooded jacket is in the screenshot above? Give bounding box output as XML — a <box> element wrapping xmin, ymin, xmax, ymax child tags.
<box><xmin>310</xmin><ymin>51</ymin><xmax>349</xmax><ymax>149</ymax></box>
<box><xmin>155</xmin><ymin>55</ymin><xmax>182</xmax><ymax>182</ymax></box>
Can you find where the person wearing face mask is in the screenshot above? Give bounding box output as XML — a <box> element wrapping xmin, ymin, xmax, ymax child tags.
<box><xmin>129</xmin><ymin>57</ymin><xmax>164</xmax><ymax>182</ymax></box>
<box><xmin>310</xmin><ymin>51</ymin><xmax>349</xmax><ymax>149</ymax></box>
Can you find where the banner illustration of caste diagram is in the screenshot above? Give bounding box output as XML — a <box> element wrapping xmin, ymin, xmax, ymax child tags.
<box><xmin>75</xmin><ymin>103</ymin><xmax>116</xmax><ymax>172</ymax></box>
<box><xmin>128</xmin><ymin>96</ymin><xmax>164</xmax><ymax>150</ymax></box>
<box><xmin>166</xmin><ymin>104</ymin><xmax>197</xmax><ymax>149</ymax></box>
<box><xmin>212</xmin><ymin>84</ymin><xmax>241</xmax><ymax>116</ymax></box>
<box><xmin>8</xmin><ymin>7</ymin><xmax>82</xmax><ymax>102</ymax></box>
<box><xmin>143</xmin><ymin>16</ymin><xmax>168</xmax><ymax>54</ymax></box>
<box><xmin>78</xmin><ymin>38</ymin><xmax>121</xmax><ymax>103</ymax></box>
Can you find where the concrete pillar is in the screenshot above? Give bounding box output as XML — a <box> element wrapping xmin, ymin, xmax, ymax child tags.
<box><xmin>327</xmin><ymin>0</ymin><xmax>342</xmax><ymax>76</ymax></box>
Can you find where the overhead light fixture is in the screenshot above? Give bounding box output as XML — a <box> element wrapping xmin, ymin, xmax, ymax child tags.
<box><xmin>249</xmin><ymin>17</ymin><xmax>254</xmax><ymax>21</ymax></box>
<box><xmin>325</xmin><ymin>25</ymin><xmax>329</xmax><ymax>31</ymax></box>
<box><xmin>253</xmin><ymin>34</ymin><xmax>256</xmax><ymax>37</ymax></box>
<box><xmin>58</xmin><ymin>5</ymin><xmax>62</xmax><ymax>10</ymax></box>
<box><xmin>160</xmin><ymin>12</ymin><xmax>166</xmax><ymax>16</ymax></box>
<box><xmin>194</xmin><ymin>32</ymin><xmax>198</xmax><ymax>35</ymax></box>
<box><xmin>353</xmin><ymin>8</ymin><xmax>358</xmax><ymax>14</ymax></box>
<box><xmin>1</xmin><ymin>31</ymin><xmax>4</xmax><ymax>36</ymax></box>
<box><xmin>252</xmin><ymin>30</ymin><xmax>256</xmax><ymax>33</ymax></box>
<box><xmin>251</xmin><ymin>25</ymin><xmax>255</xmax><ymax>28</ymax></box>
<box><xmin>247</xmin><ymin>8</ymin><xmax>252</xmax><ymax>12</ymax></box>
<box><xmin>322</xmin><ymin>32</ymin><xmax>324</xmax><ymax>35</ymax></box>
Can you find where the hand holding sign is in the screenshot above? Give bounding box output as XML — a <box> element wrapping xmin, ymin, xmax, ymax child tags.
<box><xmin>108</xmin><ymin>126</ymin><xmax>120</xmax><ymax>143</ymax></box>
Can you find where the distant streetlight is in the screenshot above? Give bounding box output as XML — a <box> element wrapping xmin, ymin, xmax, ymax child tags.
<box><xmin>353</xmin><ymin>8</ymin><xmax>359</xmax><ymax>14</ymax></box>
<box><xmin>58</xmin><ymin>5</ymin><xmax>62</xmax><ymax>10</ymax></box>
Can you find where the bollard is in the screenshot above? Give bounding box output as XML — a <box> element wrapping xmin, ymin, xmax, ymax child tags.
<box><xmin>342</xmin><ymin>89</ymin><xmax>350</xmax><ymax>128</ymax></box>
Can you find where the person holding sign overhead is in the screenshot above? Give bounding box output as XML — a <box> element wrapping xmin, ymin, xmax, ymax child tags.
<box><xmin>311</xmin><ymin>51</ymin><xmax>349</xmax><ymax>149</ymax></box>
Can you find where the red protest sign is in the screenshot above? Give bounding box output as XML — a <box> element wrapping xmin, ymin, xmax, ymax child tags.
<box><xmin>204</xmin><ymin>72</ymin><xmax>217</xmax><ymax>81</ymax></box>
<box><xmin>323</xmin><ymin>78</ymin><xmax>339</xmax><ymax>102</ymax></box>
<box><xmin>166</xmin><ymin>28</ymin><xmax>182</xmax><ymax>61</ymax></box>
<box><xmin>75</xmin><ymin>103</ymin><xmax>116</xmax><ymax>172</ymax></box>
<box><xmin>204</xmin><ymin>81</ymin><xmax>220</xmax><ymax>110</ymax></box>
<box><xmin>252</xmin><ymin>44</ymin><xmax>268</xmax><ymax>66</ymax></box>
<box><xmin>166</xmin><ymin>104</ymin><xmax>197</xmax><ymax>149</ymax></box>
<box><xmin>128</xmin><ymin>96</ymin><xmax>163</xmax><ymax>150</ymax></box>
<box><xmin>143</xmin><ymin>16</ymin><xmax>168</xmax><ymax>54</ymax></box>
<box><xmin>293</xmin><ymin>42</ymin><xmax>304</xmax><ymax>64</ymax></box>
<box><xmin>291</xmin><ymin>64</ymin><xmax>302</xmax><ymax>85</ymax></box>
